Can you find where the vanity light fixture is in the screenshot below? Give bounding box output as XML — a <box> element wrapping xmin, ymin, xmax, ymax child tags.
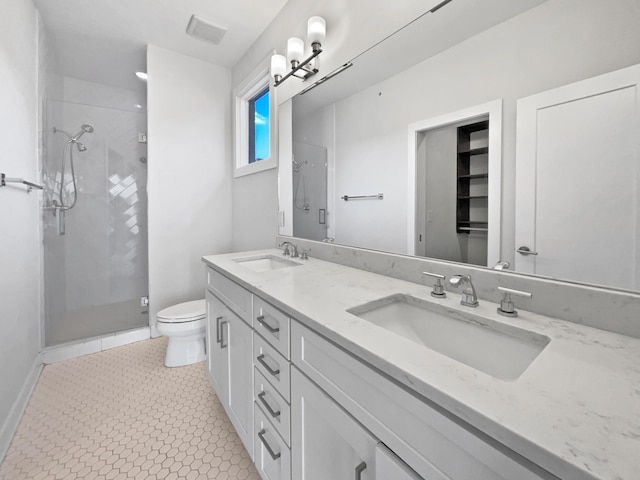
<box><xmin>270</xmin><ymin>16</ymin><xmax>326</xmax><ymax>87</ymax></box>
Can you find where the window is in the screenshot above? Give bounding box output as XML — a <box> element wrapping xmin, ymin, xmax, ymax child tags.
<box><xmin>234</xmin><ymin>57</ymin><xmax>276</xmax><ymax>177</ymax></box>
<box><xmin>248</xmin><ymin>86</ymin><xmax>270</xmax><ymax>164</ymax></box>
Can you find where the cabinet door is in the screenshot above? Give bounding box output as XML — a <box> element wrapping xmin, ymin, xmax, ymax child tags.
<box><xmin>291</xmin><ymin>367</ymin><xmax>376</xmax><ymax>480</ymax></box>
<box><xmin>375</xmin><ymin>443</ymin><xmax>424</xmax><ymax>480</ymax></box>
<box><xmin>227</xmin><ymin>312</ymin><xmax>254</xmax><ymax>458</ymax></box>
<box><xmin>206</xmin><ymin>291</ymin><xmax>229</xmax><ymax>399</ymax></box>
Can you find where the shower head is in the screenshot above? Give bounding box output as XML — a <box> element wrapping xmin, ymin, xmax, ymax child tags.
<box><xmin>76</xmin><ymin>142</ymin><xmax>87</xmax><ymax>152</ymax></box>
<box><xmin>73</xmin><ymin>124</ymin><xmax>94</xmax><ymax>140</ymax></box>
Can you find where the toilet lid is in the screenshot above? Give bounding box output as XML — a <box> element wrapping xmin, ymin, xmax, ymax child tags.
<box><xmin>157</xmin><ymin>299</ymin><xmax>206</xmax><ymax>323</ymax></box>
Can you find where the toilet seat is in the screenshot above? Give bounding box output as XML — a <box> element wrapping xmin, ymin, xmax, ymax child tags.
<box><xmin>157</xmin><ymin>299</ymin><xmax>206</xmax><ymax>324</ymax></box>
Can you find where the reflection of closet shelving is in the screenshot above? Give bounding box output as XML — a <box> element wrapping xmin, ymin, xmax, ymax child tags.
<box><xmin>456</xmin><ymin>120</ymin><xmax>489</xmax><ymax>233</ymax></box>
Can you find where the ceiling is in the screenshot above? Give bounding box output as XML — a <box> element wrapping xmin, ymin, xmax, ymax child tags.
<box><xmin>33</xmin><ymin>0</ymin><xmax>289</xmax><ymax>93</ymax></box>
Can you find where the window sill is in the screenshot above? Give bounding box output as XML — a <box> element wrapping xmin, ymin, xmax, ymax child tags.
<box><xmin>234</xmin><ymin>157</ymin><xmax>276</xmax><ymax>178</ymax></box>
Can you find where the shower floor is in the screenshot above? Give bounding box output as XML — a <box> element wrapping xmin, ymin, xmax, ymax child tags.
<box><xmin>46</xmin><ymin>299</ymin><xmax>148</xmax><ymax>346</ymax></box>
<box><xmin>0</xmin><ymin>337</ymin><xmax>259</xmax><ymax>479</ymax></box>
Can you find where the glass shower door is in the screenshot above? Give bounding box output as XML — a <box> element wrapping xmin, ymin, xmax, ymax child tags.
<box><xmin>292</xmin><ymin>141</ymin><xmax>328</xmax><ymax>241</ymax></box>
<box><xmin>43</xmin><ymin>99</ymin><xmax>148</xmax><ymax>346</ymax></box>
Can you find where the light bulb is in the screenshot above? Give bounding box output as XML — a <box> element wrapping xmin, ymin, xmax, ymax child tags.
<box><xmin>287</xmin><ymin>37</ymin><xmax>304</xmax><ymax>64</ymax></box>
<box><xmin>270</xmin><ymin>54</ymin><xmax>286</xmax><ymax>79</ymax></box>
<box><xmin>307</xmin><ymin>16</ymin><xmax>326</xmax><ymax>46</ymax></box>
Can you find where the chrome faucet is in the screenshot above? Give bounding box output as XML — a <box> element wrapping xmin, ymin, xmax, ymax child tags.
<box><xmin>278</xmin><ymin>241</ymin><xmax>299</xmax><ymax>258</ymax></box>
<box><xmin>448</xmin><ymin>274</ymin><xmax>479</xmax><ymax>307</ymax></box>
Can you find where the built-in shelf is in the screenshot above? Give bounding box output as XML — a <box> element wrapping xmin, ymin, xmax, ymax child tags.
<box><xmin>457</xmin><ymin>195</ymin><xmax>489</xmax><ymax>200</ymax></box>
<box><xmin>457</xmin><ymin>146</ymin><xmax>489</xmax><ymax>156</ymax></box>
<box><xmin>456</xmin><ymin>120</ymin><xmax>489</xmax><ymax>234</ymax></box>
<box><xmin>457</xmin><ymin>173</ymin><xmax>488</xmax><ymax>180</ymax></box>
<box><xmin>457</xmin><ymin>226</ymin><xmax>489</xmax><ymax>232</ymax></box>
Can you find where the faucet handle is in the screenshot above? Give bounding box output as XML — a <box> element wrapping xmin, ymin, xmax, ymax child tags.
<box><xmin>300</xmin><ymin>248</ymin><xmax>311</xmax><ymax>260</ymax></box>
<box><xmin>422</xmin><ymin>272</ymin><xmax>446</xmax><ymax>298</ymax></box>
<box><xmin>497</xmin><ymin>287</ymin><xmax>532</xmax><ymax>318</ymax></box>
<box><xmin>278</xmin><ymin>242</ymin><xmax>291</xmax><ymax>256</ymax></box>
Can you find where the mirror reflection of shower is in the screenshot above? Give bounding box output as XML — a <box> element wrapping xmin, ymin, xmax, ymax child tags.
<box><xmin>293</xmin><ymin>158</ymin><xmax>310</xmax><ymax>211</ymax></box>
<box><xmin>46</xmin><ymin>124</ymin><xmax>94</xmax><ymax>235</ymax></box>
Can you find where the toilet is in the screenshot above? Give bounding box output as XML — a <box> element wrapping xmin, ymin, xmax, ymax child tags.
<box><xmin>156</xmin><ymin>299</ymin><xmax>206</xmax><ymax>367</ymax></box>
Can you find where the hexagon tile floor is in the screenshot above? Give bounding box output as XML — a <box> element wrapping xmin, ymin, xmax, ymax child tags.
<box><xmin>0</xmin><ymin>337</ymin><xmax>260</xmax><ymax>480</ymax></box>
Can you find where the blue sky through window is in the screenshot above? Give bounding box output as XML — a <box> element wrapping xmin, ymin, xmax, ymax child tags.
<box><xmin>254</xmin><ymin>90</ymin><xmax>270</xmax><ymax>161</ymax></box>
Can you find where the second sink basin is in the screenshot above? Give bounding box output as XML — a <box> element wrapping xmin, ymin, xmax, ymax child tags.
<box><xmin>233</xmin><ymin>254</ymin><xmax>301</xmax><ymax>272</ymax></box>
<box><xmin>347</xmin><ymin>294</ymin><xmax>550</xmax><ymax>381</ymax></box>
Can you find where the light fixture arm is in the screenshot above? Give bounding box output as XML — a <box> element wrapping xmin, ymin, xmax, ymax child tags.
<box><xmin>274</xmin><ymin>43</ymin><xmax>322</xmax><ymax>87</ymax></box>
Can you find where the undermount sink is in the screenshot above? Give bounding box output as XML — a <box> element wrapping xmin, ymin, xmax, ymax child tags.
<box><xmin>347</xmin><ymin>294</ymin><xmax>550</xmax><ymax>381</ymax></box>
<box><xmin>233</xmin><ymin>254</ymin><xmax>301</xmax><ymax>272</ymax></box>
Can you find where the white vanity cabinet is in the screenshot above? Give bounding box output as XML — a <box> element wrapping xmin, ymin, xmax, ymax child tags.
<box><xmin>291</xmin><ymin>321</ymin><xmax>550</xmax><ymax>480</ymax></box>
<box><xmin>291</xmin><ymin>367</ymin><xmax>377</xmax><ymax>480</ymax></box>
<box><xmin>205</xmin><ymin>287</ymin><xmax>254</xmax><ymax>458</ymax></box>
<box><xmin>252</xmin><ymin>299</ymin><xmax>293</xmax><ymax>480</ymax></box>
<box><xmin>204</xmin><ymin>261</ymin><xmax>554</xmax><ymax>480</ymax></box>
<box><xmin>375</xmin><ymin>443</ymin><xmax>423</xmax><ymax>480</ymax></box>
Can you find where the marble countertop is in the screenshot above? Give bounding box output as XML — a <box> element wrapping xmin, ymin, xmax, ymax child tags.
<box><xmin>203</xmin><ymin>249</ymin><xmax>640</xmax><ymax>480</ymax></box>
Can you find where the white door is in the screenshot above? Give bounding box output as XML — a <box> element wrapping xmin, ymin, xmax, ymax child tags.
<box><xmin>291</xmin><ymin>368</ymin><xmax>377</xmax><ymax>480</ymax></box>
<box><xmin>515</xmin><ymin>64</ymin><xmax>640</xmax><ymax>290</ymax></box>
<box><xmin>205</xmin><ymin>291</ymin><xmax>229</xmax><ymax>399</ymax></box>
<box><xmin>227</xmin><ymin>312</ymin><xmax>254</xmax><ymax>458</ymax></box>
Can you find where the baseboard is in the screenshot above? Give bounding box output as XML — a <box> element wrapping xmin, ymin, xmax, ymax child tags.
<box><xmin>42</xmin><ymin>327</ymin><xmax>151</xmax><ymax>365</ymax></box>
<box><xmin>0</xmin><ymin>354</ymin><xmax>44</xmax><ymax>463</ymax></box>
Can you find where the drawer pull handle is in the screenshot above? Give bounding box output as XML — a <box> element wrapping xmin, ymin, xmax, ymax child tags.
<box><xmin>258</xmin><ymin>391</ymin><xmax>281</xmax><ymax>418</ymax></box>
<box><xmin>219</xmin><ymin>321</ymin><xmax>228</xmax><ymax>349</ymax></box>
<box><xmin>355</xmin><ymin>461</ymin><xmax>367</xmax><ymax>480</ymax></box>
<box><xmin>256</xmin><ymin>315</ymin><xmax>280</xmax><ymax>334</ymax></box>
<box><xmin>258</xmin><ymin>429</ymin><xmax>281</xmax><ymax>460</ymax></box>
<box><xmin>215</xmin><ymin>316</ymin><xmax>223</xmax><ymax>344</ymax></box>
<box><xmin>256</xmin><ymin>354</ymin><xmax>280</xmax><ymax>377</ymax></box>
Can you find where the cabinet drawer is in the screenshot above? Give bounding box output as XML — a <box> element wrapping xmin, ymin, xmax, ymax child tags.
<box><xmin>291</xmin><ymin>321</ymin><xmax>549</xmax><ymax>480</ymax></box>
<box><xmin>254</xmin><ymin>333</ymin><xmax>291</xmax><ymax>402</ymax></box>
<box><xmin>254</xmin><ymin>296</ymin><xmax>290</xmax><ymax>359</ymax></box>
<box><xmin>255</xmin><ymin>369</ymin><xmax>291</xmax><ymax>446</ymax></box>
<box><xmin>254</xmin><ymin>405</ymin><xmax>291</xmax><ymax>480</ymax></box>
<box><xmin>206</xmin><ymin>267</ymin><xmax>252</xmax><ymax>324</ymax></box>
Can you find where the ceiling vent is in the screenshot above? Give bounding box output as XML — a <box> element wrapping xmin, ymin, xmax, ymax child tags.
<box><xmin>186</xmin><ymin>15</ymin><xmax>227</xmax><ymax>45</ymax></box>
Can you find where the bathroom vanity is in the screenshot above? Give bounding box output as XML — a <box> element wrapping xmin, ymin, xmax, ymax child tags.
<box><xmin>202</xmin><ymin>248</ymin><xmax>640</xmax><ymax>480</ymax></box>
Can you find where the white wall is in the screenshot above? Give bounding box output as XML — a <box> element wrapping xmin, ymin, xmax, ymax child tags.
<box><xmin>317</xmin><ymin>0</ymin><xmax>640</xmax><ymax>262</ymax></box>
<box><xmin>147</xmin><ymin>45</ymin><xmax>232</xmax><ymax>334</ymax></box>
<box><xmin>0</xmin><ymin>0</ymin><xmax>44</xmax><ymax>459</ymax></box>
<box><xmin>231</xmin><ymin>0</ymin><xmax>438</xmax><ymax>252</ymax></box>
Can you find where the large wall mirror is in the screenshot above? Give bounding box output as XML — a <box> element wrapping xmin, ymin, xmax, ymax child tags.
<box><xmin>278</xmin><ymin>0</ymin><xmax>640</xmax><ymax>293</ymax></box>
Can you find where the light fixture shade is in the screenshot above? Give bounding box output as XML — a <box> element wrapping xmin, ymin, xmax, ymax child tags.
<box><xmin>270</xmin><ymin>54</ymin><xmax>286</xmax><ymax>78</ymax></box>
<box><xmin>135</xmin><ymin>71</ymin><xmax>148</xmax><ymax>81</ymax></box>
<box><xmin>287</xmin><ymin>37</ymin><xmax>305</xmax><ymax>63</ymax></box>
<box><xmin>307</xmin><ymin>16</ymin><xmax>326</xmax><ymax>45</ymax></box>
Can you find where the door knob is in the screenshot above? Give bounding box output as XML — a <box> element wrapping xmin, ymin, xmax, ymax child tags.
<box><xmin>517</xmin><ymin>246</ymin><xmax>538</xmax><ymax>255</ymax></box>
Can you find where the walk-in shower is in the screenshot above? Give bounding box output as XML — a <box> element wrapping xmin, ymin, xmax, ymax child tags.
<box><xmin>292</xmin><ymin>141</ymin><xmax>328</xmax><ymax>241</ymax></box>
<box><xmin>43</xmin><ymin>98</ymin><xmax>148</xmax><ymax>346</ymax></box>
